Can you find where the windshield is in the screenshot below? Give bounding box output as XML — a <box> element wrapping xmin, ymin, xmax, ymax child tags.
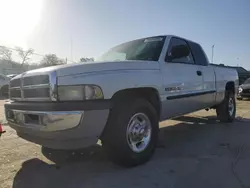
<box><xmin>244</xmin><ymin>78</ymin><xmax>250</xmax><ymax>84</ymax></box>
<box><xmin>96</xmin><ymin>36</ymin><xmax>166</xmax><ymax>62</ymax></box>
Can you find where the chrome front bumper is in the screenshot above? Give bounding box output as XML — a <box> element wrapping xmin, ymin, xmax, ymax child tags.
<box><xmin>6</xmin><ymin>110</ymin><xmax>83</xmax><ymax>132</ymax></box>
<box><xmin>5</xmin><ymin>100</ymin><xmax>111</xmax><ymax>149</ymax></box>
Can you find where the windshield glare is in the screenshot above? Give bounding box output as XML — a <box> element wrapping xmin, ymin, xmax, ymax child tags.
<box><xmin>244</xmin><ymin>78</ymin><xmax>250</xmax><ymax>84</ymax></box>
<box><xmin>96</xmin><ymin>36</ymin><xmax>166</xmax><ymax>62</ymax></box>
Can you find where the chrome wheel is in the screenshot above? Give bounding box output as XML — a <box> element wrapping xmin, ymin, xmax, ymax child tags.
<box><xmin>228</xmin><ymin>97</ymin><xmax>235</xmax><ymax>116</ymax></box>
<box><xmin>126</xmin><ymin>113</ymin><xmax>152</xmax><ymax>153</ymax></box>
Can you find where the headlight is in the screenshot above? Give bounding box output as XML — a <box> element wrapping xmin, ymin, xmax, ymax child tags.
<box><xmin>238</xmin><ymin>87</ymin><xmax>243</xmax><ymax>93</ymax></box>
<box><xmin>58</xmin><ymin>85</ymin><xmax>103</xmax><ymax>101</ymax></box>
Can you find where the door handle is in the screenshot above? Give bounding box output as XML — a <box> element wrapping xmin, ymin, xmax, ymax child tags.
<box><xmin>196</xmin><ymin>70</ymin><xmax>202</xmax><ymax>76</ymax></box>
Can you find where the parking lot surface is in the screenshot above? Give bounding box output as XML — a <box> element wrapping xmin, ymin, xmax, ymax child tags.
<box><xmin>1</xmin><ymin>99</ymin><xmax>250</xmax><ymax>188</ymax></box>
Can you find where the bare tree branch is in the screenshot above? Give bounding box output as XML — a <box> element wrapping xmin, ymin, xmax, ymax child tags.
<box><xmin>0</xmin><ymin>46</ymin><xmax>12</xmax><ymax>61</ymax></box>
<box><xmin>15</xmin><ymin>47</ymin><xmax>34</xmax><ymax>67</ymax></box>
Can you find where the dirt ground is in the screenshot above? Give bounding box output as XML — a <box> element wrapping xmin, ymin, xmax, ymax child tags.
<box><xmin>0</xmin><ymin>99</ymin><xmax>250</xmax><ymax>188</ymax></box>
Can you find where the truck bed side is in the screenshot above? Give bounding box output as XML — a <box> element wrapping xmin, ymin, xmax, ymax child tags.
<box><xmin>212</xmin><ymin>65</ymin><xmax>239</xmax><ymax>104</ymax></box>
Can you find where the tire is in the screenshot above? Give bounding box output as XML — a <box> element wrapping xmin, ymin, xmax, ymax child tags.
<box><xmin>101</xmin><ymin>98</ymin><xmax>159</xmax><ymax>167</ymax></box>
<box><xmin>237</xmin><ymin>97</ymin><xmax>242</xmax><ymax>100</ymax></box>
<box><xmin>216</xmin><ymin>91</ymin><xmax>236</xmax><ymax>122</ymax></box>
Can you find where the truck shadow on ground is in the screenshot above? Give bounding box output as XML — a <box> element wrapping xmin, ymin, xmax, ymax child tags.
<box><xmin>12</xmin><ymin>115</ymin><xmax>250</xmax><ymax>188</ymax></box>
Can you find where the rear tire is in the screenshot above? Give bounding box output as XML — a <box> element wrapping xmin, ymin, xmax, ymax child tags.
<box><xmin>101</xmin><ymin>98</ymin><xmax>159</xmax><ymax>167</ymax></box>
<box><xmin>216</xmin><ymin>91</ymin><xmax>236</xmax><ymax>122</ymax></box>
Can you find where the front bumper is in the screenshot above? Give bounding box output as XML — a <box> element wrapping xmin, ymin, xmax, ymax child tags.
<box><xmin>6</xmin><ymin>110</ymin><xmax>83</xmax><ymax>132</ymax></box>
<box><xmin>5</xmin><ymin>100</ymin><xmax>111</xmax><ymax>149</ymax></box>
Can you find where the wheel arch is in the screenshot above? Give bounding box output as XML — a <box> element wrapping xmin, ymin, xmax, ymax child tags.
<box><xmin>225</xmin><ymin>81</ymin><xmax>235</xmax><ymax>94</ymax></box>
<box><xmin>111</xmin><ymin>87</ymin><xmax>161</xmax><ymax>118</ymax></box>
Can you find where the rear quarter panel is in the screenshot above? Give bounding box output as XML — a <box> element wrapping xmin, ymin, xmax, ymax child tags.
<box><xmin>212</xmin><ymin>65</ymin><xmax>239</xmax><ymax>104</ymax></box>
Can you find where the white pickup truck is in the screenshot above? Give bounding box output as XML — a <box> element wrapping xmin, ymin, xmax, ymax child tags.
<box><xmin>5</xmin><ymin>35</ymin><xmax>238</xmax><ymax>167</ymax></box>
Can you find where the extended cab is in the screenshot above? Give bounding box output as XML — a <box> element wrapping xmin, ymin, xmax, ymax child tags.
<box><xmin>5</xmin><ymin>35</ymin><xmax>238</xmax><ymax>167</ymax></box>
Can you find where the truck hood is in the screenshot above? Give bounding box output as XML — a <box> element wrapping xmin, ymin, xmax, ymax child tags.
<box><xmin>25</xmin><ymin>60</ymin><xmax>160</xmax><ymax>77</ymax></box>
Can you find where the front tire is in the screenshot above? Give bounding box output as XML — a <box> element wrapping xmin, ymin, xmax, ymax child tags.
<box><xmin>101</xmin><ymin>98</ymin><xmax>159</xmax><ymax>167</ymax></box>
<box><xmin>216</xmin><ymin>91</ymin><xmax>236</xmax><ymax>122</ymax></box>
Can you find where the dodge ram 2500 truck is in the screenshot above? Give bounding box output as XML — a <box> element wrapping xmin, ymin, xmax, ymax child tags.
<box><xmin>5</xmin><ymin>35</ymin><xmax>238</xmax><ymax>167</ymax></box>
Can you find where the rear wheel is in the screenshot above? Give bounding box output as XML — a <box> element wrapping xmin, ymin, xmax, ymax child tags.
<box><xmin>216</xmin><ymin>91</ymin><xmax>236</xmax><ymax>122</ymax></box>
<box><xmin>101</xmin><ymin>98</ymin><xmax>159</xmax><ymax>167</ymax></box>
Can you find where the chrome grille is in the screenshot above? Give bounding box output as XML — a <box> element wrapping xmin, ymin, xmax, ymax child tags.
<box><xmin>23</xmin><ymin>75</ymin><xmax>49</xmax><ymax>86</ymax></box>
<box><xmin>10</xmin><ymin>88</ymin><xmax>21</xmax><ymax>98</ymax></box>
<box><xmin>9</xmin><ymin>72</ymin><xmax>57</xmax><ymax>101</ymax></box>
<box><xmin>23</xmin><ymin>88</ymin><xmax>50</xmax><ymax>98</ymax></box>
<box><xmin>10</xmin><ymin>79</ymin><xmax>21</xmax><ymax>87</ymax></box>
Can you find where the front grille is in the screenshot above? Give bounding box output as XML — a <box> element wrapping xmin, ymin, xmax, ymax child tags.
<box><xmin>10</xmin><ymin>79</ymin><xmax>21</xmax><ymax>87</ymax></box>
<box><xmin>23</xmin><ymin>88</ymin><xmax>50</xmax><ymax>98</ymax></box>
<box><xmin>9</xmin><ymin>74</ymin><xmax>53</xmax><ymax>101</ymax></box>
<box><xmin>10</xmin><ymin>89</ymin><xmax>21</xmax><ymax>98</ymax></box>
<box><xmin>23</xmin><ymin>75</ymin><xmax>49</xmax><ymax>86</ymax></box>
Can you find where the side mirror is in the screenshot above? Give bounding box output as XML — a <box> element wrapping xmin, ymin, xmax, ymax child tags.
<box><xmin>170</xmin><ymin>45</ymin><xmax>190</xmax><ymax>60</ymax></box>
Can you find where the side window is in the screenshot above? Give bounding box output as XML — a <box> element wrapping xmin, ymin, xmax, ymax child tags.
<box><xmin>166</xmin><ymin>38</ymin><xmax>194</xmax><ymax>64</ymax></box>
<box><xmin>188</xmin><ymin>41</ymin><xmax>209</xmax><ymax>66</ymax></box>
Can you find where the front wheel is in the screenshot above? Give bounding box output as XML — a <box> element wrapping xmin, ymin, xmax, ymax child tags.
<box><xmin>216</xmin><ymin>91</ymin><xmax>236</xmax><ymax>122</ymax></box>
<box><xmin>101</xmin><ymin>98</ymin><xmax>159</xmax><ymax>167</ymax></box>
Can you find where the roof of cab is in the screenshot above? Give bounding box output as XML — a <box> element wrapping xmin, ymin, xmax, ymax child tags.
<box><xmin>166</xmin><ymin>35</ymin><xmax>198</xmax><ymax>44</ymax></box>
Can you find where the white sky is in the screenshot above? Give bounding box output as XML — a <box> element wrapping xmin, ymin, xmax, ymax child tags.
<box><xmin>0</xmin><ymin>0</ymin><xmax>43</xmax><ymax>48</ymax></box>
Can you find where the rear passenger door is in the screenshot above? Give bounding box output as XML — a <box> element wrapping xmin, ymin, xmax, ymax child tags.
<box><xmin>161</xmin><ymin>37</ymin><xmax>204</xmax><ymax>119</ymax></box>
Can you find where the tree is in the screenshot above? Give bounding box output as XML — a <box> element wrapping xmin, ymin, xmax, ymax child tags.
<box><xmin>15</xmin><ymin>47</ymin><xmax>34</xmax><ymax>66</ymax></box>
<box><xmin>0</xmin><ymin>46</ymin><xmax>12</xmax><ymax>61</ymax></box>
<box><xmin>40</xmin><ymin>54</ymin><xmax>66</xmax><ymax>67</ymax></box>
<box><xmin>80</xmin><ymin>57</ymin><xmax>94</xmax><ymax>62</ymax></box>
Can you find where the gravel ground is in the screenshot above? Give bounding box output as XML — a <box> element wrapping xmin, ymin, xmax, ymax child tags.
<box><xmin>0</xmin><ymin>99</ymin><xmax>250</xmax><ymax>188</ymax></box>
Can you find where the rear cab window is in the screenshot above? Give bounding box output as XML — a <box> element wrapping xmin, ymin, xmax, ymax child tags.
<box><xmin>187</xmin><ymin>41</ymin><xmax>209</xmax><ymax>66</ymax></box>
